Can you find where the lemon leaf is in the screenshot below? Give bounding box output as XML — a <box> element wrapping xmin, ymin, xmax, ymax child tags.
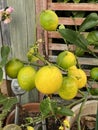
<box><xmin>56</xmin><ymin>106</ymin><xmax>74</xmax><ymax>116</ymax></box>
<box><xmin>58</xmin><ymin>28</ymin><xmax>88</xmax><ymax>50</ymax></box>
<box><xmin>1</xmin><ymin>45</ymin><xmax>10</xmax><ymax>59</ymax></box>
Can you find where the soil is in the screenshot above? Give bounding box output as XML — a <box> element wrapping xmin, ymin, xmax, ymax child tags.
<box><xmin>6</xmin><ymin>105</ymin><xmax>63</xmax><ymax>130</ymax></box>
<box><xmin>71</xmin><ymin>115</ymin><xmax>96</xmax><ymax>130</ymax></box>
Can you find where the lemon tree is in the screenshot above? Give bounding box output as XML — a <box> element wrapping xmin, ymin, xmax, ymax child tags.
<box><xmin>17</xmin><ymin>66</ymin><xmax>36</xmax><ymax>91</ymax></box>
<box><xmin>35</xmin><ymin>65</ymin><xmax>63</xmax><ymax>94</ymax></box>
<box><xmin>90</xmin><ymin>67</ymin><xmax>98</xmax><ymax>81</ymax></box>
<box><xmin>5</xmin><ymin>58</ymin><xmax>24</xmax><ymax>78</ymax></box>
<box><xmin>58</xmin><ymin>76</ymin><xmax>78</xmax><ymax>100</ymax></box>
<box><xmin>40</xmin><ymin>10</ymin><xmax>59</xmax><ymax>31</ymax></box>
<box><xmin>68</xmin><ymin>66</ymin><xmax>87</xmax><ymax>89</ymax></box>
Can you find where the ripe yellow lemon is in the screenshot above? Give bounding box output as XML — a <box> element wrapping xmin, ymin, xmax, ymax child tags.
<box><xmin>56</xmin><ymin>51</ymin><xmax>77</xmax><ymax>70</ymax></box>
<box><xmin>40</xmin><ymin>10</ymin><xmax>59</xmax><ymax>31</ymax></box>
<box><xmin>3</xmin><ymin>124</ymin><xmax>22</xmax><ymax>130</ymax></box>
<box><xmin>17</xmin><ymin>66</ymin><xmax>36</xmax><ymax>91</ymax></box>
<box><xmin>90</xmin><ymin>67</ymin><xmax>98</xmax><ymax>81</ymax></box>
<box><xmin>27</xmin><ymin>126</ymin><xmax>34</xmax><ymax>130</ymax></box>
<box><xmin>58</xmin><ymin>76</ymin><xmax>78</xmax><ymax>100</ymax></box>
<box><xmin>68</xmin><ymin>67</ymin><xmax>87</xmax><ymax>89</ymax></box>
<box><xmin>5</xmin><ymin>58</ymin><xmax>24</xmax><ymax>78</ymax></box>
<box><xmin>35</xmin><ymin>65</ymin><xmax>63</xmax><ymax>94</ymax></box>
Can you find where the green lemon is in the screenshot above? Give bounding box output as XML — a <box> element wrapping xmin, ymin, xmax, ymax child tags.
<box><xmin>90</xmin><ymin>67</ymin><xmax>98</xmax><ymax>81</ymax></box>
<box><xmin>58</xmin><ymin>76</ymin><xmax>78</xmax><ymax>100</ymax></box>
<box><xmin>5</xmin><ymin>58</ymin><xmax>24</xmax><ymax>78</ymax></box>
<box><xmin>17</xmin><ymin>66</ymin><xmax>36</xmax><ymax>91</ymax></box>
<box><xmin>56</xmin><ymin>51</ymin><xmax>77</xmax><ymax>70</ymax></box>
<box><xmin>40</xmin><ymin>10</ymin><xmax>59</xmax><ymax>31</ymax></box>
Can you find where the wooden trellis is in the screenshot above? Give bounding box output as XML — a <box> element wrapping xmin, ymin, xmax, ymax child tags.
<box><xmin>35</xmin><ymin>0</ymin><xmax>98</xmax><ymax>78</ymax></box>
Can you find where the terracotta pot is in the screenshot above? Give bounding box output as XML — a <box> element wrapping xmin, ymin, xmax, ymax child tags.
<box><xmin>6</xmin><ymin>103</ymin><xmax>40</xmax><ymax>125</ymax></box>
<box><xmin>65</xmin><ymin>100</ymin><xmax>97</xmax><ymax>130</ymax></box>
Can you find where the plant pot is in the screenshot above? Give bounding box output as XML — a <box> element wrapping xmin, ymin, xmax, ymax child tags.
<box><xmin>6</xmin><ymin>103</ymin><xmax>40</xmax><ymax>125</ymax></box>
<box><xmin>66</xmin><ymin>100</ymin><xmax>97</xmax><ymax>130</ymax></box>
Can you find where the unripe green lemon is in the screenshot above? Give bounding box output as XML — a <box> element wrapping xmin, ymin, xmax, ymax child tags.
<box><xmin>58</xmin><ymin>76</ymin><xmax>78</xmax><ymax>100</ymax></box>
<box><xmin>5</xmin><ymin>58</ymin><xmax>24</xmax><ymax>78</ymax></box>
<box><xmin>17</xmin><ymin>66</ymin><xmax>36</xmax><ymax>91</ymax></box>
<box><xmin>90</xmin><ymin>67</ymin><xmax>98</xmax><ymax>81</ymax></box>
<box><xmin>56</xmin><ymin>51</ymin><xmax>77</xmax><ymax>70</ymax></box>
<box><xmin>40</xmin><ymin>10</ymin><xmax>59</xmax><ymax>31</ymax></box>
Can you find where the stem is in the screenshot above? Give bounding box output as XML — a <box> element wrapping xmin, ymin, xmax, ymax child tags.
<box><xmin>34</xmin><ymin>53</ymin><xmax>51</xmax><ymax>66</ymax></box>
<box><xmin>76</xmin><ymin>94</ymin><xmax>88</xmax><ymax>130</ymax></box>
<box><xmin>0</xmin><ymin>21</ymin><xmax>4</xmax><ymax>45</ymax></box>
<box><xmin>66</xmin><ymin>97</ymin><xmax>85</xmax><ymax>109</ymax></box>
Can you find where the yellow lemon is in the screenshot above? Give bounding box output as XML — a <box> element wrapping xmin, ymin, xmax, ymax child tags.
<box><xmin>58</xmin><ymin>76</ymin><xmax>78</xmax><ymax>100</ymax></box>
<box><xmin>35</xmin><ymin>65</ymin><xmax>63</xmax><ymax>94</ymax></box>
<box><xmin>27</xmin><ymin>126</ymin><xmax>34</xmax><ymax>130</ymax></box>
<box><xmin>56</xmin><ymin>51</ymin><xmax>77</xmax><ymax>70</ymax></box>
<box><xmin>68</xmin><ymin>67</ymin><xmax>87</xmax><ymax>89</ymax></box>
<box><xmin>40</xmin><ymin>10</ymin><xmax>59</xmax><ymax>31</ymax></box>
<box><xmin>17</xmin><ymin>66</ymin><xmax>36</xmax><ymax>91</ymax></box>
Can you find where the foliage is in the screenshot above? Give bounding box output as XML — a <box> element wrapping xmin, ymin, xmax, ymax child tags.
<box><xmin>0</xmin><ymin>93</ymin><xmax>17</xmax><ymax>127</ymax></box>
<box><xmin>0</xmin><ymin>46</ymin><xmax>10</xmax><ymax>82</ymax></box>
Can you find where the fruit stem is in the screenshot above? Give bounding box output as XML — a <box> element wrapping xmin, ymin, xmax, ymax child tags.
<box><xmin>76</xmin><ymin>93</ymin><xmax>88</xmax><ymax>130</ymax></box>
<box><xmin>66</xmin><ymin>97</ymin><xmax>85</xmax><ymax>109</ymax></box>
<box><xmin>34</xmin><ymin>53</ymin><xmax>51</xmax><ymax>66</ymax></box>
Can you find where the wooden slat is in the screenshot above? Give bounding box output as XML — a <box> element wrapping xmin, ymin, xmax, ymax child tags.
<box><xmin>49</xmin><ymin>55</ymin><xmax>98</xmax><ymax>66</ymax></box>
<box><xmin>48</xmin><ymin>3</ymin><xmax>98</xmax><ymax>11</ymax></box>
<box><xmin>59</xmin><ymin>17</ymin><xmax>84</xmax><ymax>25</ymax></box>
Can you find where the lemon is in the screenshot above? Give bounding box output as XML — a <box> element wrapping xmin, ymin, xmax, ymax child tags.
<box><xmin>27</xmin><ymin>126</ymin><xmax>34</xmax><ymax>130</ymax></box>
<box><xmin>5</xmin><ymin>58</ymin><xmax>24</xmax><ymax>78</ymax></box>
<box><xmin>3</xmin><ymin>124</ymin><xmax>22</xmax><ymax>130</ymax></box>
<box><xmin>68</xmin><ymin>67</ymin><xmax>87</xmax><ymax>89</ymax></box>
<box><xmin>35</xmin><ymin>65</ymin><xmax>63</xmax><ymax>94</ymax></box>
<box><xmin>56</xmin><ymin>51</ymin><xmax>77</xmax><ymax>70</ymax></box>
<box><xmin>90</xmin><ymin>67</ymin><xmax>98</xmax><ymax>81</ymax></box>
<box><xmin>58</xmin><ymin>76</ymin><xmax>78</xmax><ymax>100</ymax></box>
<box><xmin>75</xmin><ymin>47</ymin><xmax>85</xmax><ymax>57</ymax></box>
<box><xmin>17</xmin><ymin>66</ymin><xmax>36</xmax><ymax>91</ymax></box>
<box><xmin>40</xmin><ymin>10</ymin><xmax>59</xmax><ymax>31</ymax></box>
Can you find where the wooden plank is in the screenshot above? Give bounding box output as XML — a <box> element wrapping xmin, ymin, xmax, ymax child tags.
<box><xmin>7</xmin><ymin>0</ymin><xmax>36</xmax><ymax>60</ymax></box>
<box><xmin>49</xmin><ymin>55</ymin><xmax>98</xmax><ymax>66</ymax></box>
<box><xmin>48</xmin><ymin>3</ymin><xmax>98</xmax><ymax>11</ymax></box>
<box><xmin>59</xmin><ymin>17</ymin><xmax>84</xmax><ymax>25</ymax></box>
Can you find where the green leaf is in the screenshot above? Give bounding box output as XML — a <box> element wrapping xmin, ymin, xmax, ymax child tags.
<box><xmin>79</xmin><ymin>13</ymin><xmax>98</xmax><ymax>32</ymax></box>
<box><xmin>58</xmin><ymin>28</ymin><xmax>89</xmax><ymax>50</ymax></box>
<box><xmin>1</xmin><ymin>45</ymin><xmax>10</xmax><ymax>59</ymax></box>
<box><xmin>56</xmin><ymin>106</ymin><xmax>74</xmax><ymax>116</ymax></box>
<box><xmin>0</xmin><ymin>46</ymin><xmax>10</xmax><ymax>67</ymax></box>
<box><xmin>0</xmin><ymin>68</ymin><xmax>3</xmax><ymax>82</ymax></box>
<box><xmin>87</xmin><ymin>31</ymin><xmax>98</xmax><ymax>45</ymax></box>
<box><xmin>40</xmin><ymin>98</ymin><xmax>52</xmax><ymax>116</ymax></box>
<box><xmin>0</xmin><ymin>93</ymin><xmax>17</xmax><ymax>125</ymax></box>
